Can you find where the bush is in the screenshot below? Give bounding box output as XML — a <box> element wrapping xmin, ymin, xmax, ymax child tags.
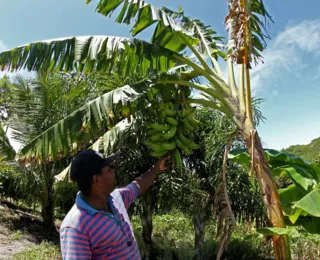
<box><xmin>132</xmin><ymin>212</ymin><xmax>273</xmax><ymax>260</ymax></box>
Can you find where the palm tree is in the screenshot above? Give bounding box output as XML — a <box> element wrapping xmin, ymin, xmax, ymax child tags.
<box><xmin>0</xmin><ymin>0</ymin><xmax>291</xmax><ymax>258</ymax></box>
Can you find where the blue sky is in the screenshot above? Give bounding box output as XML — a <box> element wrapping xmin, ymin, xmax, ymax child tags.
<box><xmin>0</xmin><ymin>0</ymin><xmax>319</xmax><ymax>150</ymax></box>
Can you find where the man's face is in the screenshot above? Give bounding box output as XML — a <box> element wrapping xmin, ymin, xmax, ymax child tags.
<box><xmin>95</xmin><ymin>165</ymin><xmax>116</xmax><ymax>194</ymax></box>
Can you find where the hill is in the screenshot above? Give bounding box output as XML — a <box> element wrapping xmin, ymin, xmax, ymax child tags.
<box><xmin>284</xmin><ymin>137</ymin><xmax>320</xmax><ymax>162</ymax></box>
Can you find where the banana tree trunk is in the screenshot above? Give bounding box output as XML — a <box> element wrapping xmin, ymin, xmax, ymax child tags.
<box><xmin>140</xmin><ymin>187</ymin><xmax>153</xmax><ymax>257</ymax></box>
<box><xmin>193</xmin><ymin>209</ymin><xmax>207</xmax><ymax>260</ymax></box>
<box><xmin>40</xmin><ymin>164</ymin><xmax>55</xmax><ymax>228</ymax></box>
<box><xmin>242</xmin><ymin>129</ymin><xmax>291</xmax><ymax>260</ymax></box>
<box><xmin>41</xmin><ymin>178</ymin><xmax>55</xmax><ymax>228</ymax></box>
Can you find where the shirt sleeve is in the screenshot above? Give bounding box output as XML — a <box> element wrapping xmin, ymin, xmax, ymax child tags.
<box><xmin>118</xmin><ymin>183</ymin><xmax>140</xmax><ymax>209</ymax></box>
<box><xmin>60</xmin><ymin>227</ymin><xmax>92</xmax><ymax>260</ymax></box>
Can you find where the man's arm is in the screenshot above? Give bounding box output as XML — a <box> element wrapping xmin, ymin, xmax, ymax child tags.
<box><xmin>133</xmin><ymin>156</ymin><xmax>169</xmax><ymax>195</ymax></box>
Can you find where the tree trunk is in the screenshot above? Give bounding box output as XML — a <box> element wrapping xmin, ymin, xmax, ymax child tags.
<box><xmin>41</xmin><ymin>169</ymin><xmax>55</xmax><ymax>228</ymax></box>
<box><xmin>140</xmin><ymin>187</ymin><xmax>153</xmax><ymax>258</ymax></box>
<box><xmin>243</xmin><ymin>130</ymin><xmax>291</xmax><ymax>260</ymax></box>
<box><xmin>193</xmin><ymin>210</ymin><xmax>207</xmax><ymax>260</ymax></box>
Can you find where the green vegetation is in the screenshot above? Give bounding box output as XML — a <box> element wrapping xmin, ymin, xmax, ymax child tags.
<box><xmin>284</xmin><ymin>137</ymin><xmax>320</xmax><ymax>162</ymax></box>
<box><xmin>0</xmin><ymin>1</ymin><xmax>319</xmax><ymax>259</ymax></box>
<box><xmin>12</xmin><ymin>241</ymin><xmax>60</xmax><ymax>260</ymax></box>
<box><xmin>11</xmin><ymin>230</ymin><xmax>23</xmax><ymax>240</ymax></box>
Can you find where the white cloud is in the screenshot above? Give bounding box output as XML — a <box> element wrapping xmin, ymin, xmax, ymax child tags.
<box><xmin>273</xmin><ymin>20</ymin><xmax>320</xmax><ymax>53</ymax></box>
<box><xmin>251</xmin><ymin>19</ymin><xmax>320</xmax><ymax>91</ymax></box>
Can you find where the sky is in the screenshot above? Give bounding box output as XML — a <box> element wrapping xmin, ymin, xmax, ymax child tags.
<box><xmin>0</xmin><ymin>0</ymin><xmax>319</xmax><ymax>150</ymax></box>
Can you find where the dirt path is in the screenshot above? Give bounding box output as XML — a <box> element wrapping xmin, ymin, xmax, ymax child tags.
<box><xmin>0</xmin><ymin>202</ymin><xmax>60</xmax><ymax>259</ymax></box>
<box><xmin>0</xmin><ymin>230</ymin><xmax>34</xmax><ymax>259</ymax></box>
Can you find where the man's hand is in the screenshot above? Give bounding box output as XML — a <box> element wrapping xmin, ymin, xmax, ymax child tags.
<box><xmin>154</xmin><ymin>156</ymin><xmax>170</xmax><ymax>173</ymax></box>
<box><xmin>134</xmin><ymin>155</ymin><xmax>171</xmax><ymax>196</ymax></box>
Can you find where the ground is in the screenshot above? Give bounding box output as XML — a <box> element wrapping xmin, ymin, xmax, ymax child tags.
<box><xmin>0</xmin><ymin>201</ymin><xmax>61</xmax><ymax>260</ymax></box>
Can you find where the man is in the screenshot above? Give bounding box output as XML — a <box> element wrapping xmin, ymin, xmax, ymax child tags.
<box><xmin>60</xmin><ymin>149</ymin><xmax>169</xmax><ymax>260</ymax></box>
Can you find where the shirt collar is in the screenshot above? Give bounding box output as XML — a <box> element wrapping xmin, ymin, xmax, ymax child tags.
<box><xmin>75</xmin><ymin>191</ymin><xmax>116</xmax><ymax>216</ymax></box>
<box><xmin>75</xmin><ymin>192</ymin><xmax>99</xmax><ymax>215</ymax></box>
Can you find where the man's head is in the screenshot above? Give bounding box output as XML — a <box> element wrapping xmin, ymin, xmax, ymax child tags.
<box><xmin>70</xmin><ymin>149</ymin><xmax>120</xmax><ymax>196</ymax></box>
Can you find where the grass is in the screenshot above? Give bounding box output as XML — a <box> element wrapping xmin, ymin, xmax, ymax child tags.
<box><xmin>11</xmin><ymin>241</ymin><xmax>61</xmax><ymax>260</ymax></box>
<box><xmin>11</xmin><ymin>230</ymin><xmax>23</xmax><ymax>240</ymax></box>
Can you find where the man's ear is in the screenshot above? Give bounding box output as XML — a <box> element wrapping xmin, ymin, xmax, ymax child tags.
<box><xmin>92</xmin><ymin>174</ymin><xmax>102</xmax><ymax>187</ymax></box>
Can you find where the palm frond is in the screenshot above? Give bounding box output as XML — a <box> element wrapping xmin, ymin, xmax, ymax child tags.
<box><xmin>18</xmin><ymin>84</ymin><xmax>149</xmax><ymax>164</ymax></box>
<box><xmin>0</xmin><ymin>36</ymin><xmax>177</xmax><ymax>77</ymax></box>
<box><xmin>0</xmin><ymin>124</ymin><xmax>16</xmax><ymax>160</ymax></box>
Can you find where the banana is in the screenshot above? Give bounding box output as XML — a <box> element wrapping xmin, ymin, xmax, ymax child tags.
<box><xmin>150</xmin><ymin>150</ymin><xmax>168</xmax><ymax>157</ymax></box>
<box><xmin>166</xmin><ymin>117</ymin><xmax>178</xmax><ymax>126</ymax></box>
<box><xmin>173</xmin><ymin>149</ymin><xmax>182</xmax><ymax>168</ymax></box>
<box><xmin>177</xmin><ymin>110</ymin><xmax>184</xmax><ymax>118</ymax></box>
<box><xmin>189</xmin><ymin>142</ymin><xmax>201</xmax><ymax>149</ymax></box>
<box><xmin>150</xmin><ymin>123</ymin><xmax>170</xmax><ymax>131</ymax></box>
<box><xmin>147</xmin><ymin>129</ymin><xmax>161</xmax><ymax>136</ymax></box>
<box><xmin>182</xmin><ymin>118</ymin><xmax>195</xmax><ymax>132</ymax></box>
<box><xmin>164</xmin><ymin>102</ymin><xmax>176</xmax><ymax>117</ymax></box>
<box><xmin>144</xmin><ymin>141</ymin><xmax>164</xmax><ymax>152</ymax></box>
<box><xmin>186</xmin><ymin>116</ymin><xmax>201</xmax><ymax>129</ymax></box>
<box><xmin>150</xmin><ymin>133</ymin><xmax>162</xmax><ymax>142</ymax></box>
<box><xmin>175</xmin><ymin>138</ymin><xmax>191</xmax><ymax>155</ymax></box>
<box><xmin>183</xmin><ymin>107</ymin><xmax>196</xmax><ymax>117</ymax></box>
<box><xmin>162</xmin><ymin>125</ymin><xmax>177</xmax><ymax>140</ymax></box>
<box><xmin>177</xmin><ymin>128</ymin><xmax>192</xmax><ymax>146</ymax></box>
<box><xmin>161</xmin><ymin>141</ymin><xmax>176</xmax><ymax>151</ymax></box>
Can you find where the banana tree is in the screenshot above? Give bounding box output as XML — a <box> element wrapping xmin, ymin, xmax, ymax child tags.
<box><xmin>0</xmin><ymin>0</ymin><xmax>291</xmax><ymax>258</ymax></box>
<box><xmin>229</xmin><ymin>149</ymin><xmax>320</xmax><ymax>236</ymax></box>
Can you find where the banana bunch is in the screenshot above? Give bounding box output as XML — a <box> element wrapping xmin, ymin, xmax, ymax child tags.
<box><xmin>145</xmin><ymin>101</ymin><xmax>201</xmax><ymax>168</ymax></box>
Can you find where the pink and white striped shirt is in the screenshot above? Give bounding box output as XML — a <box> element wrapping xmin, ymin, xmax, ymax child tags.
<box><xmin>60</xmin><ymin>183</ymin><xmax>141</xmax><ymax>259</ymax></box>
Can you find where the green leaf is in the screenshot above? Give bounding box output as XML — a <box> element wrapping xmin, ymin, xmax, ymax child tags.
<box><xmin>288</xmin><ymin>208</ymin><xmax>303</xmax><ymax>224</ymax></box>
<box><xmin>87</xmin><ymin>0</ymin><xmax>226</xmax><ymax>57</ymax></box>
<box><xmin>294</xmin><ymin>189</ymin><xmax>320</xmax><ymax>217</ymax></box>
<box><xmin>256</xmin><ymin>227</ymin><xmax>299</xmax><ymax>238</ymax></box>
<box><xmin>282</xmin><ymin>165</ymin><xmax>315</xmax><ymax>192</ymax></box>
<box><xmin>54</xmin><ymin>116</ymin><xmax>140</xmax><ymax>182</ymax></box>
<box><xmin>279</xmin><ymin>184</ymin><xmax>305</xmax><ymax>204</ymax></box>
<box><xmin>18</xmin><ymin>84</ymin><xmax>147</xmax><ymax>164</ymax></box>
<box><xmin>0</xmin><ymin>36</ymin><xmax>177</xmax><ymax>78</ymax></box>
<box><xmin>0</xmin><ymin>124</ymin><xmax>16</xmax><ymax>160</ymax></box>
<box><xmin>228</xmin><ymin>149</ymin><xmax>318</xmax><ymax>191</ymax></box>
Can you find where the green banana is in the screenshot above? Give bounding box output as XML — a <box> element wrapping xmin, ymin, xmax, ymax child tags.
<box><xmin>161</xmin><ymin>141</ymin><xmax>176</xmax><ymax>151</ymax></box>
<box><xmin>173</xmin><ymin>149</ymin><xmax>182</xmax><ymax>168</ymax></box>
<box><xmin>147</xmin><ymin>129</ymin><xmax>161</xmax><ymax>136</ymax></box>
<box><xmin>189</xmin><ymin>142</ymin><xmax>201</xmax><ymax>149</ymax></box>
<box><xmin>166</xmin><ymin>117</ymin><xmax>178</xmax><ymax>126</ymax></box>
<box><xmin>186</xmin><ymin>116</ymin><xmax>201</xmax><ymax>129</ymax></box>
<box><xmin>162</xmin><ymin>125</ymin><xmax>177</xmax><ymax>140</ymax></box>
<box><xmin>183</xmin><ymin>107</ymin><xmax>196</xmax><ymax>117</ymax></box>
<box><xmin>177</xmin><ymin>110</ymin><xmax>184</xmax><ymax>118</ymax></box>
<box><xmin>144</xmin><ymin>141</ymin><xmax>164</xmax><ymax>152</ymax></box>
<box><xmin>177</xmin><ymin>128</ymin><xmax>192</xmax><ymax>145</ymax></box>
<box><xmin>164</xmin><ymin>102</ymin><xmax>177</xmax><ymax>117</ymax></box>
<box><xmin>150</xmin><ymin>123</ymin><xmax>170</xmax><ymax>131</ymax></box>
<box><xmin>175</xmin><ymin>138</ymin><xmax>191</xmax><ymax>155</ymax></box>
<box><xmin>182</xmin><ymin>119</ymin><xmax>195</xmax><ymax>132</ymax></box>
<box><xmin>150</xmin><ymin>133</ymin><xmax>162</xmax><ymax>142</ymax></box>
<box><xmin>150</xmin><ymin>150</ymin><xmax>168</xmax><ymax>157</ymax></box>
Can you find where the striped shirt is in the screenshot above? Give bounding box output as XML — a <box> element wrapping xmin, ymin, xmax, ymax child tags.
<box><xmin>60</xmin><ymin>183</ymin><xmax>141</xmax><ymax>260</ymax></box>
